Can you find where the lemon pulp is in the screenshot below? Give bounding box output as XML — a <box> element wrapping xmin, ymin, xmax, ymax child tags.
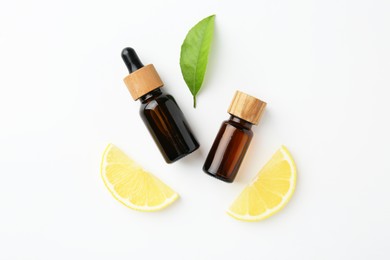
<box><xmin>227</xmin><ymin>146</ymin><xmax>297</xmax><ymax>221</ymax></box>
<box><xmin>101</xmin><ymin>144</ymin><xmax>179</xmax><ymax>211</ymax></box>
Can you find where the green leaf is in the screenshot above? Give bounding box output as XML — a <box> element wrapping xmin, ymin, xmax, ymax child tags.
<box><xmin>180</xmin><ymin>15</ymin><xmax>215</xmax><ymax>108</ymax></box>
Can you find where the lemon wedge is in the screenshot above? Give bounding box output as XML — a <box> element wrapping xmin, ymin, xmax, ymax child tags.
<box><xmin>227</xmin><ymin>146</ymin><xmax>297</xmax><ymax>221</ymax></box>
<box><xmin>101</xmin><ymin>144</ymin><xmax>179</xmax><ymax>211</ymax></box>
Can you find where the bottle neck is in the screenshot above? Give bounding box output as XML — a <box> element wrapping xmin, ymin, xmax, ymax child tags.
<box><xmin>139</xmin><ymin>88</ymin><xmax>162</xmax><ymax>104</ymax></box>
<box><xmin>228</xmin><ymin>115</ymin><xmax>253</xmax><ymax>130</ymax></box>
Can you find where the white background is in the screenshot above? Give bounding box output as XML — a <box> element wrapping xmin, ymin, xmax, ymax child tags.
<box><xmin>0</xmin><ymin>0</ymin><xmax>389</xmax><ymax>259</ymax></box>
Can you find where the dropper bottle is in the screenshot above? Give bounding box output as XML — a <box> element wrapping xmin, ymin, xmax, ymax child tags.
<box><xmin>122</xmin><ymin>47</ymin><xmax>199</xmax><ymax>163</ymax></box>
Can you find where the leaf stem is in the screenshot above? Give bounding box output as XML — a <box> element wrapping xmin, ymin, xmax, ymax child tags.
<box><xmin>193</xmin><ymin>95</ymin><xmax>197</xmax><ymax>108</ymax></box>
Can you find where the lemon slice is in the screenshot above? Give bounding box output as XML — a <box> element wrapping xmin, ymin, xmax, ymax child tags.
<box><xmin>227</xmin><ymin>146</ymin><xmax>297</xmax><ymax>221</ymax></box>
<box><xmin>100</xmin><ymin>144</ymin><xmax>179</xmax><ymax>211</ymax></box>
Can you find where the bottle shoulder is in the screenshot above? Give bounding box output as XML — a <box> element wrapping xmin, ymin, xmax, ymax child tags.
<box><xmin>139</xmin><ymin>91</ymin><xmax>176</xmax><ymax>112</ymax></box>
<box><xmin>222</xmin><ymin>119</ymin><xmax>253</xmax><ymax>136</ymax></box>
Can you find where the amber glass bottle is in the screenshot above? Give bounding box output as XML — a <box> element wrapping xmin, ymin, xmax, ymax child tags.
<box><xmin>203</xmin><ymin>91</ymin><xmax>266</xmax><ymax>182</ymax></box>
<box><xmin>121</xmin><ymin>47</ymin><xmax>199</xmax><ymax>163</ymax></box>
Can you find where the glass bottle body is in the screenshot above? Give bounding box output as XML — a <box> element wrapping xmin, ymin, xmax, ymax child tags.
<box><xmin>203</xmin><ymin>116</ymin><xmax>254</xmax><ymax>182</ymax></box>
<box><xmin>139</xmin><ymin>89</ymin><xmax>199</xmax><ymax>163</ymax></box>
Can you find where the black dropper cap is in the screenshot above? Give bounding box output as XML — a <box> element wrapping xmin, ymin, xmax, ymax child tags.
<box><xmin>121</xmin><ymin>47</ymin><xmax>144</xmax><ymax>73</ymax></box>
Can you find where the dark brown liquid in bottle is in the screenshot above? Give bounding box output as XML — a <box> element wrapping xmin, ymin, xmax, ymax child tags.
<box><xmin>140</xmin><ymin>88</ymin><xmax>199</xmax><ymax>163</ymax></box>
<box><xmin>122</xmin><ymin>47</ymin><xmax>199</xmax><ymax>164</ymax></box>
<box><xmin>203</xmin><ymin>116</ymin><xmax>253</xmax><ymax>182</ymax></box>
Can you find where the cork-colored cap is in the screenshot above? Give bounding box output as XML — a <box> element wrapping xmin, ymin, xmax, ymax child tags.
<box><xmin>123</xmin><ymin>64</ymin><xmax>164</xmax><ymax>100</ymax></box>
<box><xmin>228</xmin><ymin>91</ymin><xmax>267</xmax><ymax>125</ymax></box>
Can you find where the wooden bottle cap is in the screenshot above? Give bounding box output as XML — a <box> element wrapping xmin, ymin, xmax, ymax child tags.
<box><xmin>228</xmin><ymin>90</ymin><xmax>267</xmax><ymax>125</ymax></box>
<box><xmin>123</xmin><ymin>64</ymin><xmax>164</xmax><ymax>100</ymax></box>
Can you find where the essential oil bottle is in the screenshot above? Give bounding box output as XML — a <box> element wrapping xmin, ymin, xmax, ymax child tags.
<box><xmin>203</xmin><ymin>91</ymin><xmax>266</xmax><ymax>183</ymax></box>
<box><xmin>121</xmin><ymin>47</ymin><xmax>199</xmax><ymax>163</ymax></box>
